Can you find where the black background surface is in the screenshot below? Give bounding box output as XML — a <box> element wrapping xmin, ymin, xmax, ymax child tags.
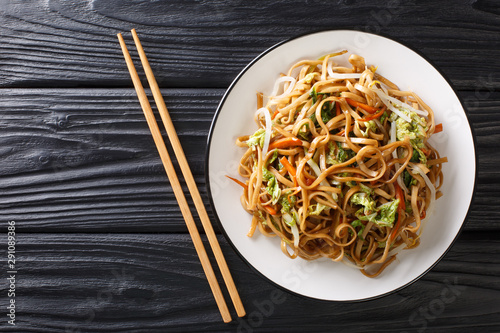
<box><xmin>0</xmin><ymin>1</ymin><xmax>499</xmax><ymax>332</ymax></box>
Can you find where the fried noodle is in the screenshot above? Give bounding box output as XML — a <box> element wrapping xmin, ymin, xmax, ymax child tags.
<box><xmin>233</xmin><ymin>51</ymin><xmax>447</xmax><ymax>277</ymax></box>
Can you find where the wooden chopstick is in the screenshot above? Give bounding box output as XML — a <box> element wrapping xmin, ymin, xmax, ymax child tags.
<box><xmin>117</xmin><ymin>31</ymin><xmax>245</xmax><ymax>322</ymax></box>
<box><xmin>129</xmin><ymin>29</ymin><xmax>246</xmax><ymax>319</ymax></box>
<box><xmin>117</xmin><ymin>33</ymin><xmax>232</xmax><ymax>323</ymax></box>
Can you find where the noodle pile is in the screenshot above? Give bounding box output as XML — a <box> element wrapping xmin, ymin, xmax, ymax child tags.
<box><xmin>232</xmin><ymin>51</ymin><xmax>447</xmax><ymax>277</ymax></box>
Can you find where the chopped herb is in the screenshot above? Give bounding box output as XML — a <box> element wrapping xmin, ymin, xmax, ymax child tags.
<box><xmin>352</xmin><ymin>190</ymin><xmax>400</xmax><ymax>228</ymax></box>
<box><xmin>351</xmin><ymin>220</ymin><xmax>366</xmax><ymax>239</ymax></box>
<box><xmin>309</xmin><ymin>87</ymin><xmax>330</xmax><ymax>104</ymax></box>
<box><xmin>326</xmin><ymin>141</ymin><xmax>339</xmax><ymax>165</ymax></box>
<box><xmin>267</xmin><ymin>149</ymin><xmax>278</xmax><ymax>166</ymax></box>
<box><xmin>246</xmin><ymin>128</ymin><xmax>266</xmax><ymax>149</ymax></box>
<box><xmin>298</xmin><ymin>123</ymin><xmax>311</xmax><ymax>141</ymax></box>
<box><xmin>403</xmin><ymin>169</ymin><xmax>417</xmax><ymax>188</ymax></box>
<box><xmin>304</xmin><ymin>72</ymin><xmax>316</xmax><ymax>83</ymax></box>
<box><xmin>380</xmin><ymin>111</ymin><xmax>389</xmax><ymax>123</ymax></box>
<box><xmin>394</xmin><ymin>110</ymin><xmax>429</xmax><ymax>164</ymax></box>
<box><xmin>308</xmin><ymin>112</ymin><xmax>318</xmax><ymax>126</ymax></box>
<box><xmin>359</xmin><ymin>183</ymin><xmax>374</xmax><ymax>196</ymax></box>
<box><xmin>257</xmin><ymin>210</ymin><xmax>265</xmax><ymax>221</ymax></box>
<box><xmin>308</xmin><ymin>202</ymin><xmax>330</xmax><ymax>216</ymax></box>
<box><xmin>347</xmin><ymin>180</ymin><xmax>357</xmax><ymax>187</ymax></box>
<box><xmin>405</xmin><ymin>201</ymin><xmax>413</xmax><ymax>214</ymax></box>
<box><xmin>410</xmin><ymin>149</ymin><xmax>420</xmax><ymax>162</ymax></box>
<box><xmin>375</xmin><ymin>199</ymin><xmax>400</xmax><ymax>227</ymax></box>
<box><xmin>307</xmin><ymin>102</ymin><xmax>334</xmax><ymax>127</ymax></box>
<box><xmin>321</xmin><ymin>101</ymin><xmax>334</xmax><ymax>124</ymax></box>
<box><xmin>310</xmin><ymin>87</ymin><xmax>318</xmax><ymax>104</ymax></box>
<box><xmin>350</xmin><ymin>192</ymin><xmax>376</xmax><ymax>215</ymax></box>
<box><xmin>337</xmin><ymin>142</ymin><xmax>355</xmax><ymax>163</ymax></box>
<box><xmin>414</xmin><ymin>146</ymin><xmax>428</xmax><ymax>165</ymax></box>
<box><xmin>262</xmin><ymin>167</ymin><xmax>281</xmax><ymax>205</ymax></box>
<box><xmin>279</xmin><ymin>194</ymin><xmax>296</xmax><ymax>214</ymax></box>
<box><xmin>270</xmin><ymin>216</ymin><xmax>281</xmax><ymax>231</ymax></box>
<box><xmin>360</xmin><ymin>120</ymin><xmax>377</xmax><ymax>137</ymax></box>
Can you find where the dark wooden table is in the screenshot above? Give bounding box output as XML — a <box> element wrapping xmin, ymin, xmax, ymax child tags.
<box><xmin>1</xmin><ymin>1</ymin><xmax>499</xmax><ymax>332</ymax></box>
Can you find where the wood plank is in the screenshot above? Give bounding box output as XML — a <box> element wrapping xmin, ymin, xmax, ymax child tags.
<box><xmin>0</xmin><ymin>88</ymin><xmax>498</xmax><ymax>232</ymax></box>
<box><xmin>1</xmin><ymin>0</ymin><xmax>499</xmax><ymax>90</ymax></box>
<box><xmin>10</xmin><ymin>232</ymin><xmax>500</xmax><ymax>332</ymax></box>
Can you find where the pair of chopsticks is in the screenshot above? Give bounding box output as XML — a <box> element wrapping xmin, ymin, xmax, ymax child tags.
<box><xmin>117</xmin><ymin>29</ymin><xmax>245</xmax><ymax>323</ymax></box>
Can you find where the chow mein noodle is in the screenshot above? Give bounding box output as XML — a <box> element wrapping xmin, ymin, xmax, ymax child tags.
<box><xmin>231</xmin><ymin>51</ymin><xmax>447</xmax><ymax>277</ymax></box>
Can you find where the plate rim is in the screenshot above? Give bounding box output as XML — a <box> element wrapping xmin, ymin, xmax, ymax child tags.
<box><xmin>204</xmin><ymin>29</ymin><xmax>477</xmax><ymax>302</ymax></box>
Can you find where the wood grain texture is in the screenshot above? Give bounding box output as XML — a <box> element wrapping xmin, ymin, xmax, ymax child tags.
<box><xmin>0</xmin><ymin>89</ymin><xmax>498</xmax><ymax>232</ymax></box>
<box><xmin>1</xmin><ymin>1</ymin><xmax>499</xmax><ymax>331</ymax></box>
<box><xmin>1</xmin><ymin>0</ymin><xmax>499</xmax><ymax>90</ymax></box>
<box><xmin>6</xmin><ymin>233</ymin><xmax>499</xmax><ymax>333</ymax></box>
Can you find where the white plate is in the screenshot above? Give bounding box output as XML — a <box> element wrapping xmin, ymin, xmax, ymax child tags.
<box><xmin>205</xmin><ymin>30</ymin><xmax>475</xmax><ymax>301</ymax></box>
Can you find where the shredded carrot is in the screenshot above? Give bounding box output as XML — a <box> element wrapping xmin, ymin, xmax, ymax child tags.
<box><xmin>279</xmin><ymin>157</ymin><xmax>296</xmax><ymax>176</ymax></box>
<box><xmin>268</xmin><ymin>137</ymin><xmax>302</xmax><ymax>150</ymax></box>
<box><xmin>226</xmin><ymin>175</ymin><xmax>248</xmax><ymax>190</ymax></box>
<box><xmin>336</xmin><ymin>129</ymin><xmax>345</xmax><ymax>137</ymax></box>
<box><xmin>345</xmin><ymin>98</ymin><xmax>379</xmax><ymax>114</ymax></box>
<box><xmin>434</xmin><ymin>123</ymin><xmax>443</xmax><ymax>134</ymax></box>
<box><xmin>336</xmin><ymin>101</ymin><xmax>341</xmax><ymax>116</ymax></box>
<box><xmin>358</xmin><ymin>106</ymin><xmax>386</xmax><ymax>122</ymax></box>
<box><xmin>271</xmin><ymin>110</ymin><xmax>279</xmax><ymax>120</ymax></box>
<box><xmin>421</xmin><ymin>148</ymin><xmax>431</xmax><ymax>157</ymax></box>
<box><xmin>263</xmin><ymin>204</ymin><xmax>277</xmax><ymax>215</ymax></box>
<box><xmin>280</xmin><ymin>156</ymin><xmax>297</xmax><ymax>187</ymax></box>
